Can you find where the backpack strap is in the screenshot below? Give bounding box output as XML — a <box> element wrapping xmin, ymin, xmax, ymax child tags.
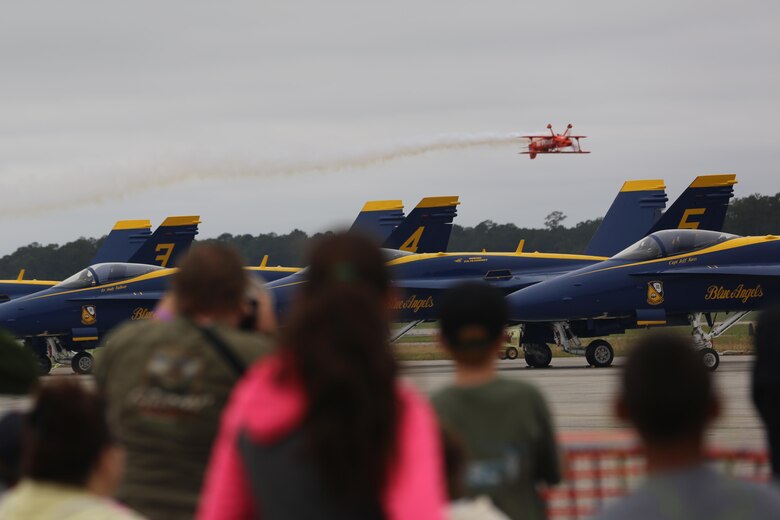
<box><xmin>192</xmin><ymin>322</ymin><xmax>246</xmax><ymax>377</ymax></box>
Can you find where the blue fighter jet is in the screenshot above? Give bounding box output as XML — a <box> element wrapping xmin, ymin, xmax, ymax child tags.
<box><xmin>249</xmin><ymin>196</ymin><xmax>460</xmax><ymax>281</ymax></box>
<box><xmin>266</xmin><ymin>175</ymin><xmax>736</xmax><ymax>351</ymax></box>
<box><xmin>0</xmin><ymin>175</ymin><xmax>734</xmax><ymax>374</ymax></box>
<box><xmin>505</xmin><ymin>228</ymin><xmax>780</xmax><ymax>370</ymax></box>
<box><xmin>0</xmin><ymin>198</ymin><xmax>459</xmax><ymax>374</ymax></box>
<box><xmin>0</xmin><ymin>217</ymin><xmax>199</xmax><ymax>302</ymax></box>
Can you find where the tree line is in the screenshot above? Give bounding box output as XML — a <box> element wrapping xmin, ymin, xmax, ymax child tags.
<box><xmin>1</xmin><ymin>192</ymin><xmax>777</xmax><ymax>280</ymax></box>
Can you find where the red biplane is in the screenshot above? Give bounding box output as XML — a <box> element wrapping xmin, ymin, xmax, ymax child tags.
<box><xmin>521</xmin><ymin>124</ymin><xmax>589</xmax><ymax>159</ymax></box>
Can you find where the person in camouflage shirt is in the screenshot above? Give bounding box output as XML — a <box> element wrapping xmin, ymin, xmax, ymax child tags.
<box><xmin>95</xmin><ymin>244</ymin><xmax>275</xmax><ymax>520</ymax></box>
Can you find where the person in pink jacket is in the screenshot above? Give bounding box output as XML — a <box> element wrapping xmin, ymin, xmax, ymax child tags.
<box><xmin>198</xmin><ymin>233</ymin><xmax>447</xmax><ymax>520</ymax></box>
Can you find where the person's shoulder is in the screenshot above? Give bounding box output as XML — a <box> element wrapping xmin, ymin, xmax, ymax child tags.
<box><xmin>102</xmin><ymin>319</ymin><xmax>155</xmax><ymax>346</ymax></box>
<box><xmin>729</xmin><ymin>477</ymin><xmax>780</xmax><ymax>509</ymax></box>
<box><xmin>591</xmin><ymin>490</ymin><xmax>656</xmax><ymax>520</ymax></box>
<box><xmin>219</xmin><ymin>327</ymin><xmax>275</xmax><ymax>360</ymax></box>
<box><xmin>488</xmin><ymin>377</ymin><xmax>547</xmax><ymax>403</ymax></box>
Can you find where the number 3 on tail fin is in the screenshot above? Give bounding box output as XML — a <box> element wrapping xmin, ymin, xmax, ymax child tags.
<box><xmin>155</xmin><ymin>243</ymin><xmax>175</xmax><ymax>267</ymax></box>
<box><xmin>400</xmin><ymin>227</ymin><xmax>425</xmax><ymax>253</ymax></box>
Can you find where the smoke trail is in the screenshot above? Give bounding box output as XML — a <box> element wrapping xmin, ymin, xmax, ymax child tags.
<box><xmin>0</xmin><ymin>132</ymin><xmax>527</xmax><ymax>219</ymax></box>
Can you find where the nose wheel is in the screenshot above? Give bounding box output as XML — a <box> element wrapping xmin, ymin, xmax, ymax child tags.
<box><xmin>700</xmin><ymin>347</ymin><xmax>720</xmax><ymax>371</ymax></box>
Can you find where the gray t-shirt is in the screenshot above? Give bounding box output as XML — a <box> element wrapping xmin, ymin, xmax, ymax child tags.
<box><xmin>594</xmin><ymin>464</ymin><xmax>780</xmax><ymax>520</ymax></box>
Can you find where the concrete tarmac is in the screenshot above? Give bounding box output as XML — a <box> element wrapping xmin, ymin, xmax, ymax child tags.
<box><xmin>401</xmin><ymin>355</ymin><xmax>765</xmax><ymax>449</ymax></box>
<box><xmin>35</xmin><ymin>355</ymin><xmax>766</xmax><ymax>449</ymax></box>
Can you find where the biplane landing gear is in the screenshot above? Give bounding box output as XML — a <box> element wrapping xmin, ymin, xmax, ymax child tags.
<box><xmin>524</xmin><ymin>343</ymin><xmax>552</xmax><ymax>368</ymax></box>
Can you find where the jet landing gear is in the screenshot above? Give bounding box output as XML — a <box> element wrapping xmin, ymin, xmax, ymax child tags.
<box><xmin>72</xmin><ymin>351</ymin><xmax>94</xmax><ymax>375</ymax></box>
<box><xmin>523</xmin><ymin>343</ymin><xmax>552</xmax><ymax>368</ymax></box>
<box><xmin>552</xmin><ymin>322</ymin><xmax>614</xmax><ymax>368</ymax></box>
<box><xmin>585</xmin><ymin>339</ymin><xmax>615</xmax><ymax>368</ymax></box>
<box><xmin>689</xmin><ymin>311</ymin><xmax>749</xmax><ymax>372</ymax></box>
<box><xmin>24</xmin><ymin>337</ymin><xmax>53</xmax><ymax>375</ymax></box>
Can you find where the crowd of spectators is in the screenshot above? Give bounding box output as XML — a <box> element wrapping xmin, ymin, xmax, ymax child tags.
<box><xmin>0</xmin><ymin>233</ymin><xmax>779</xmax><ymax>519</ymax></box>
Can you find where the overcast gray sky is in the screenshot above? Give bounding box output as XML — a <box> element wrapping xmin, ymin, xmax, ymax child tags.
<box><xmin>1</xmin><ymin>1</ymin><xmax>778</xmax><ymax>256</ymax></box>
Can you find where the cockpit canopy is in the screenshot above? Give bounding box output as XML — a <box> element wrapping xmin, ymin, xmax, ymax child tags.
<box><xmin>614</xmin><ymin>230</ymin><xmax>738</xmax><ymax>261</ymax></box>
<box><xmin>56</xmin><ymin>263</ymin><xmax>165</xmax><ymax>290</ymax></box>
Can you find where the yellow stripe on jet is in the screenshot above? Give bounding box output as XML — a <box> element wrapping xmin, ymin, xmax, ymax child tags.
<box><xmin>415</xmin><ymin>196</ymin><xmax>460</xmax><ymax>208</ymax></box>
<box><xmin>620</xmin><ymin>180</ymin><xmax>665</xmax><ymax>192</ymax></box>
<box><xmin>387</xmin><ymin>251</ymin><xmax>608</xmax><ymax>267</ymax></box>
<box><xmin>0</xmin><ymin>280</ymin><xmax>59</xmax><ymax>286</ymax></box>
<box><xmin>689</xmin><ymin>174</ymin><xmax>737</xmax><ymax>188</ymax></box>
<box><xmin>28</xmin><ymin>268</ymin><xmax>178</xmax><ymax>301</ymax></box>
<box><xmin>361</xmin><ymin>200</ymin><xmax>404</xmax><ymax>212</ymax></box>
<box><xmin>160</xmin><ymin>216</ymin><xmax>201</xmax><ymax>226</ymax></box>
<box><xmin>112</xmin><ymin>220</ymin><xmax>152</xmax><ymax>230</ymax></box>
<box><xmin>581</xmin><ymin>235</ymin><xmax>780</xmax><ymax>277</ymax></box>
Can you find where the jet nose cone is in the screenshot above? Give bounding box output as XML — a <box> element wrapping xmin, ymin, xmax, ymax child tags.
<box><xmin>0</xmin><ymin>302</ymin><xmax>26</xmax><ymax>334</ymax></box>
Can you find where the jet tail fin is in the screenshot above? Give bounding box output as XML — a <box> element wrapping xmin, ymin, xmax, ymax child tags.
<box><xmin>585</xmin><ymin>180</ymin><xmax>668</xmax><ymax>257</ymax></box>
<box><xmin>128</xmin><ymin>216</ymin><xmax>201</xmax><ymax>268</ymax></box>
<box><xmin>385</xmin><ymin>196</ymin><xmax>460</xmax><ymax>253</ymax></box>
<box><xmin>648</xmin><ymin>174</ymin><xmax>737</xmax><ymax>234</ymax></box>
<box><xmin>90</xmin><ymin>220</ymin><xmax>153</xmax><ymax>264</ymax></box>
<box><xmin>349</xmin><ymin>200</ymin><xmax>405</xmax><ymax>243</ymax></box>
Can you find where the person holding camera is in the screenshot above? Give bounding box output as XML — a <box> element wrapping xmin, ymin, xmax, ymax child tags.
<box><xmin>95</xmin><ymin>244</ymin><xmax>275</xmax><ymax>520</ymax></box>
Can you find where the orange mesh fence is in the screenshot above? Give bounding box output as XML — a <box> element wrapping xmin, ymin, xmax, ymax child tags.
<box><xmin>544</xmin><ymin>433</ymin><xmax>771</xmax><ymax>519</ymax></box>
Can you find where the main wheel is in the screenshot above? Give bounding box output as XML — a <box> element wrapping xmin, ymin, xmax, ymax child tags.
<box><xmin>36</xmin><ymin>355</ymin><xmax>52</xmax><ymax>376</ymax></box>
<box><xmin>524</xmin><ymin>343</ymin><xmax>552</xmax><ymax>368</ymax></box>
<box><xmin>700</xmin><ymin>348</ymin><xmax>720</xmax><ymax>371</ymax></box>
<box><xmin>72</xmin><ymin>351</ymin><xmax>94</xmax><ymax>375</ymax></box>
<box><xmin>585</xmin><ymin>345</ymin><xmax>596</xmax><ymax>366</ymax></box>
<box><xmin>505</xmin><ymin>346</ymin><xmax>519</xmax><ymax>360</ymax></box>
<box><xmin>587</xmin><ymin>339</ymin><xmax>614</xmax><ymax>368</ymax></box>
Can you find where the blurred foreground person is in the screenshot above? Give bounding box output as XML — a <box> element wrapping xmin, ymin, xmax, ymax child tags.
<box><xmin>594</xmin><ymin>332</ymin><xmax>780</xmax><ymax>520</ymax></box>
<box><xmin>0</xmin><ymin>381</ymin><xmax>143</xmax><ymax>519</ymax></box>
<box><xmin>753</xmin><ymin>307</ymin><xmax>780</xmax><ymax>480</ymax></box>
<box><xmin>95</xmin><ymin>244</ymin><xmax>275</xmax><ymax>520</ymax></box>
<box><xmin>0</xmin><ymin>331</ymin><xmax>39</xmax><ymax>496</ymax></box>
<box><xmin>441</xmin><ymin>426</ymin><xmax>509</xmax><ymax>520</ymax></box>
<box><xmin>198</xmin><ymin>233</ymin><xmax>447</xmax><ymax>519</ymax></box>
<box><xmin>433</xmin><ymin>282</ymin><xmax>560</xmax><ymax>520</ymax></box>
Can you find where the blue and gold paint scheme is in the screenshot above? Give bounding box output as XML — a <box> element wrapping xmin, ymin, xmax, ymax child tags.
<box><xmin>0</xmin><ymin>219</ymin><xmax>155</xmax><ymax>302</ymax></box>
<box><xmin>0</xmin><ymin>217</ymin><xmax>200</xmax><ymax>302</ymax></box>
<box><xmin>505</xmin><ymin>229</ymin><xmax>780</xmax><ymax>339</ymax></box>
<box><xmin>349</xmin><ymin>200</ymin><xmax>406</xmax><ymax>242</ymax></box>
<box><xmin>127</xmin><ymin>215</ymin><xmax>201</xmax><ymax>267</ymax></box>
<box><xmin>247</xmin><ymin>197</ymin><xmax>461</xmax><ymax>283</ymax></box>
<box><xmin>90</xmin><ymin>219</ymin><xmax>153</xmax><ymax>265</ymax></box>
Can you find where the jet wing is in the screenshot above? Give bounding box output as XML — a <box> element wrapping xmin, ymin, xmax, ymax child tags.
<box><xmin>630</xmin><ymin>265</ymin><xmax>780</xmax><ymax>277</ymax></box>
